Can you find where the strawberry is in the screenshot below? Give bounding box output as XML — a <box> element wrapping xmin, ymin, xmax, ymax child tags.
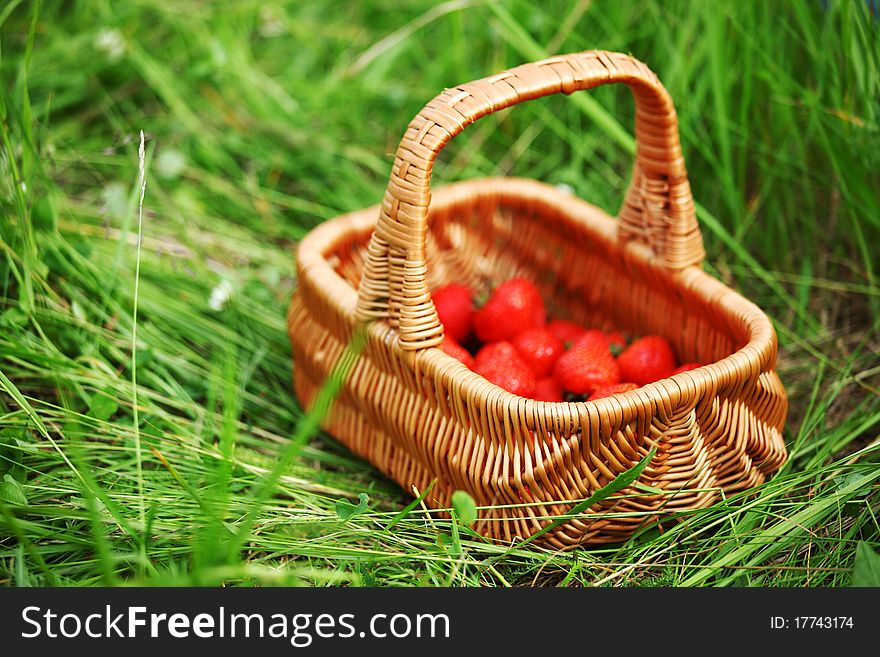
<box><xmin>534</xmin><ymin>377</ymin><xmax>564</xmax><ymax>402</ymax></box>
<box><xmin>512</xmin><ymin>328</ymin><xmax>564</xmax><ymax>378</ymax></box>
<box><xmin>588</xmin><ymin>382</ymin><xmax>639</xmax><ymax>401</ymax></box>
<box><xmin>553</xmin><ymin>341</ymin><xmax>620</xmax><ymax>395</ymax></box>
<box><xmin>617</xmin><ymin>335</ymin><xmax>677</xmax><ymax>385</ymax></box>
<box><xmin>473</xmin><ymin>278</ymin><xmax>545</xmax><ymax>343</ymax></box>
<box><xmin>474</xmin><ymin>340</ymin><xmax>517</xmax><ymax>368</ymax></box>
<box><xmin>547</xmin><ymin>319</ymin><xmax>586</xmax><ymax>348</ymax></box>
<box><xmin>574</xmin><ymin>329</ymin><xmax>611</xmax><ymax>351</ymax></box>
<box><xmin>571</xmin><ymin>329</ymin><xmax>627</xmax><ymax>354</ymax></box>
<box><xmin>441</xmin><ymin>337</ymin><xmax>475</xmax><ymax>369</ymax></box>
<box><xmin>672</xmin><ymin>362</ymin><xmax>703</xmax><ymax>375</ymax></box>
<box><xmin>474</xmin><ymin>341</ymin><xmax>536</xmax><ymax>397</ymax></box>
<box><xmin>432</xmin><ymin>283</ymin><xmax>474</xmax><ymax>343</ymax></box>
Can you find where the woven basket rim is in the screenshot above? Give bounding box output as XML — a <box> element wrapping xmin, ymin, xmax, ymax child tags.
<box><xmin>295</xmin><ymin>177</ymin><xmax>778</xmax><ymax>431</ymax></box>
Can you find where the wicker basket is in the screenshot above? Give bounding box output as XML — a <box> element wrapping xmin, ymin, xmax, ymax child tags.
<box><xmin>287</xmin><ymin>50</ymin><xmax>787</xmax><ymax>548</ymax></box>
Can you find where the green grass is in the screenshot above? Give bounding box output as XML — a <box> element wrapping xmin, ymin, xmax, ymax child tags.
<box><xmin>0</xmin><ymin>0</ymin><xmax>878</xmax><ymax>587</ymax></box>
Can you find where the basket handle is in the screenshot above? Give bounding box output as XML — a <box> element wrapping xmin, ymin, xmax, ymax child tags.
<box><xmin>355</xmin><ymin>50</ymin><xmax>705</xmax><ymax>351</ymax></box>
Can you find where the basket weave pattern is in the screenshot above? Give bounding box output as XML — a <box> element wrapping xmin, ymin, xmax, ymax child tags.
<box><xmin>288</xmin><ymin>51</ymin><xmax>787</xmax><ymax>547</ymax></box>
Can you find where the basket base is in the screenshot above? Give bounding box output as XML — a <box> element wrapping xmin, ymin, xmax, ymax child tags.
<box><xmin>292</xmin><ymin>364</ymin><xmax>638</xmax><ymax>547</ymax></box>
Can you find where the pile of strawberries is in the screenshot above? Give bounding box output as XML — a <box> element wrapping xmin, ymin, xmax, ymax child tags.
<box><xmin>433</xmin><ymin>278</ymin><xmax>701</xmax><ymax>402</ymax></box>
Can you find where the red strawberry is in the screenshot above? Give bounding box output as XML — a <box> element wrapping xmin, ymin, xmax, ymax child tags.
<box><xmin>534</xmin><ymin>377</ymin><xmax>564</xmax><ymax>402</ymax></box>
<box><xmin>512</xmin><ymin>328</ymin><xmax>564</xmax><ymax>378</ymax></box>
<box><xmin>572</xmin><ymin>329</ymin><xmax>627</xmax><ymax>355</ymax></box>
<box><xmin>547</xmin><ymin>319</ymin><xmax>586</xmax><ymax>347</ymax></box>
<box><xmin>441</xmin><ymin>337</ymin><xmax>475</xmax><ymax>369</ymax></box>
<box><xmin>473</xmin><ymin>278</ymin><xmax>545</xmax><ymax>343</ymax></box>
<box><xmin>474</xmin><ymin>341</ymin><xmax>517</xmax><ymax>368</ymax></box>
<box><xmin>588</xmin><ymin>382</ymin><xmax>639</xmax><ymax>401</ymax></box>
<box><xmin>553</xmin><ymin>342</ymin><xmax>620</xmax><ymax>395</ymax></box>
<box><xmin>474</xmin><ymin>341</ymin><xmax>536</xmax><ymax>397</ymax></box>
<box><xmin>574</xmin><ymin>329</ymin><xmax>612</xmax><ymax>351</ymax></box>
<box><xmin>672</xmin><ymin>362</ymin><xmax>703</xmax><ymax>375</ymax></box>
<box><xmin>617</xmin><ymin>335</ymin><xmax>677</xmax><ymax>385</ymax></box>
<box><xmin>432</xmin><ymin>283</ymin><xmax>474</xmax><ymax>343</ymax></box>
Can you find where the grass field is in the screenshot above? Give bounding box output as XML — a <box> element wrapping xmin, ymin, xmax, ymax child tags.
<box><xmin>0</xmin><ymin>0</ymin><xmax>878</xmax><ymax>587</ymax></box>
